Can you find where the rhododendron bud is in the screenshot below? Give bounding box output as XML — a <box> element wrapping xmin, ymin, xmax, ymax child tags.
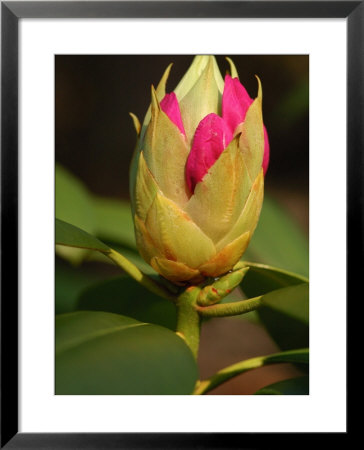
<box><xmin>130</xmin><ymin>56</ymin><xmax>268</xmax><ymax>284</ymax></box>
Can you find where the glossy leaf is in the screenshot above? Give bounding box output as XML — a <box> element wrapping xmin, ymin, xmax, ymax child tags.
<box><xmin>56</xmin><ymin>219</ymin><xmax>175</xmax><ymax>302</ymax></box>
<box><xmin>56</xmin><ymin>218</ymin><xmax>110</xmax><ymax>253</ymax></box>
<box><xmin>242</xmin><ymin>262</ymin><xmax>308</xmax><ymax>297</ymax></box>
<box><xmin>76</xmin><ymin>277</ymin><xmax>177</xmax><ymax>330</ymax></box>
<box><xmin>254</xmin><ymin>375</ymin><xmax>309</xmax><ymax>395</ymax></box>
<box><xmin>194</xmin><ymin>348</ymin><xmax>308</xmax><ymax>394</ymax></box>
<box><xmin>56</xmin><ymin>311</ymin><xmax>198</xmax><ymax>394</ymax></box>
<box><xmin>261</xmin><ymin>347</ymin><xmax>308</xmax><ymax>364</ymax></box>
<box><xmin>257</xmin><ymin>283</ymin><xmax>309</xmax><ymax>351</ymax></box>
<box><xmin>243</xmin><ymin>194</ymin><xmax>309</xmax><ymax>277</ymax></box>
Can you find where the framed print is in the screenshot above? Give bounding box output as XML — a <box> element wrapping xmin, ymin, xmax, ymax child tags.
<box><xmin>1</xmin><ymin>0</ymin><xmax>358</xmax><ymax>447</ymax></box>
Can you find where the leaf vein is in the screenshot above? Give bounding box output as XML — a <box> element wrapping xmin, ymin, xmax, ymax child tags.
<box><xmin>56</xmin><ymin>322</ymin><xmax>148</xmax><ymax>355</ymax></box>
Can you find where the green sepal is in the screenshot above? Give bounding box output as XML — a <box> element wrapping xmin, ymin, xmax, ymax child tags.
<box><xmin>174</xmin><ymin>55</ymin><xmax>224</xmax><ymax>101</ymax></box>
<box><xmin>186</xmin><ymin>134</ymin><xmax>252</xmax><ymax>245</ymax></box>
<box><xmin>129</xmin><ymin>112</ymin><xmax>141</xmax><ymax>135</ymax></box>
<box><xmin>130</xmin><ymin>64</ymin><xmax>173</xmax><ymax>206</ymax></box>
<box><xmin>237</xmin><ymin>76</ymin><xmax>264</xmax><ymax>183</ymax></box>
<box><xmin>139</xmin><ymin>63</ymin><xmax>173</xmax><ymax>141</ymax></box>
<box><xmin>178</xmin><ymin>56</ymin><xmax>222</xmax><ymax>144</ymax></box>
<box><xmin>142</xmin><ymin>86</ymin><xmax>190</xmax><ymax>208</ymax></box>
<box><xmin>226</xmin><ymin>57</ymin><xmax>239</xmax><ymax>78</ymax></box>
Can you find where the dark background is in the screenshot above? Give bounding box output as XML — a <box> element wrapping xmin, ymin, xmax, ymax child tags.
<box><xmin>55</xmin><ymin>55</ymin><xmax>309</xmax><ymax>394</ymax></box>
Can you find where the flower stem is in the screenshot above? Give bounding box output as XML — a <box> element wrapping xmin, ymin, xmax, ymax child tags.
<box><xmin>196</xmin><ymin>295</ymin><xmax>263</xmax><ymax>318</ymax></box>
<box><xmin>176</xmin><ymin>287</ymin><xmax>201</xmax><ymax>359</ymax></box>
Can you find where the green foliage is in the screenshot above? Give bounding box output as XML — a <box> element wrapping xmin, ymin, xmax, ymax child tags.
<box><xmin>55</xmin><ymin>163</ymin><xmax>97</xmax><ymax>264</ymax></box>
<box><xmin>242</xmin><ymin>262</ymin><xmax>308</xmax><ymax>297</ymax></box>
<box><xmin>262</xmin><ymin>347</ymin><xmax>308</xmax><ymax>365</ymax></box>
<box><xmin>255</xmin><ymin>376</ymin><xmax>309</xmax><ymax>395</ymax></box>
<box><xmin>55</xmin><ymin>163</ymin><xmax>96</xmax><ymax>234</ymax></box>
<box><xmin>88</xmin><ymin>243</ymin><xmax>155</xmax><ymax>275</ymax></box>
<box><xmin>56</xmin><ymin>311</ymin><xmax>198</xmax><ymax>395</ymax></box>
<box><xmin>243</xmin><ymin>195</ymin><xmax>309</xmax><ymax>277</ymax></box>
<box><xmin>55</xmin><ymin>164</ymin><xmax>137</xmax><ymax>265</ymax></box>
<box><xmin>55</xmin><ymin>163</ymin><xmax>310</xmax><ymax>395</ymax></box>
<box><xmin>258</xmin><ymin>283</ymin><xmax>309</xmax><ymax>351</ymax></box>
<box><xmin>194</xmin><ymin>348</ymin><xmax>308</xmax><ymax>394</ymax></box>
<box><xmin>240</xmin><ymin>263</ymin><xmax>309</xmax><ymax>351</ymax></box>
<box><xmin>56</xmin><ymin>218</ymin><xmax>110</xmax><ymax>252</ymax></box>
<box><xmin>55</xmin><ymin>262</ymin><xmax>108</xmax><ymax>314</ymax></box>
<box><xmin>76</xmin><ymin>277</ymin><xmax>177</xmax><ymax>330</ymax></box>
<box><xmin>93</xmin><ymin>196</ymin><xmax>136</xmax><ymax>250</ymax></box>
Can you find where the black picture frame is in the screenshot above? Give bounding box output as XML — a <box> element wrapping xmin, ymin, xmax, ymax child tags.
<box><xmin>1</xmin><ymin>1</ymin><xmax>357</xmax><ymax>447</ymax></box>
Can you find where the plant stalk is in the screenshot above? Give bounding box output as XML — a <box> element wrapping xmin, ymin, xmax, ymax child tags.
<box><xmin>196</xmin><ymin>295</ymin><xmax>263</xmax><ymax>318</ymax></box>
<box><xmin>176</xmin><ymin>287</ymin><xmax>201</xmax><ymax>359</ymax></box>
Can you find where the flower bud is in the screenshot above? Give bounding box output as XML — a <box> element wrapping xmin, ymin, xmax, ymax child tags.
<box><xmin>130</xmin><ymin>56</ymin><xmax>268</xmax><ymax>284</ymax></box>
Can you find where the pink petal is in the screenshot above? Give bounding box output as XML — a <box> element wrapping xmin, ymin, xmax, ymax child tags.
<box><xmin>222</xmin><ymin>75</ymin><xmax>252</xmax><ymax>135</ymax></box>
<box><xmin>223</xmin><ymin>75</ymin><xmax>270</xmax><ymax>175</ymax></box>
<box><xmin>185</xmin><ymin>113</ymin><xmax>233</xmax><ymax>193</ymax></box>
<box><xmin>160</xmin><ymin>92</ymin><xmax>185</xmax><ymax>135</ymax></box>
<box><xmin>262</xmin><ymin>126</ymin><xmax>270</xmax><ymax>175</ymax></box>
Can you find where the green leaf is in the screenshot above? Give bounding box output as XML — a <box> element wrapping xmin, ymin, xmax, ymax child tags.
<box><xmin>56</xmin><ymin>164</ymin><xmax>97</xmax><ymax>264</ymax></box>
<box><xmin>254</xmin><ymin>375</ymin><xmax>309</xmax><ymax>395</ymax></box>
<box><xmin>261</xmin><ymin>283</ymin><xmax>308</xmax><ymax>324</ymax></box>
<box><xmin>76</xmin><ymin>277</ymin><xmax>177</xmax><ymax>330</ymax></box>
<box><xmin>55</xmin><ymin>261</ymin><xmax>108</xmax><ymax>314</ymax></box>
<box><xmin>56</xmin><ymin>219</ymin><xmax>175</xmax><ymax>301</ymax></box>
<box><xmin>56</xmin><ymin>311</ymin><xmax>198</xmax><ymax>394</ymax></box>
<box><xmin>194</xmin><ymin>348</ymin><xmax>308</xmax><ymax>394</ymax></box>
<box><xmin>243</xmin><ymin>194</ymin><xmax>309</xmax><ymax>277</ymax></box>
<box><xmin>56</xmin><ymin>218</ymin><xmax>110</xmax><ymax>253</ymax></box>
<box><xmin>262</xmin><ymin>347</ymin><xmax>308</xmax><ymax>365</ymax></box>
<box><xmin>257</xmin><ymin>283</ymin><xmax>309</xmax><ymax>351</ymax></box>
<box><xmin>242</xmin><ymin>262</ymin><xmax>308</xmax><ymax>297</ymax></box>
<box><xmin>238</xmin><ymin>263</ymin><xmax>309</xmax><ymax>349</ymax></box>
<box><xmin>93</xmin><ymin>196</ymin><xmax>136</xmax><ymax>250</ymax></box>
